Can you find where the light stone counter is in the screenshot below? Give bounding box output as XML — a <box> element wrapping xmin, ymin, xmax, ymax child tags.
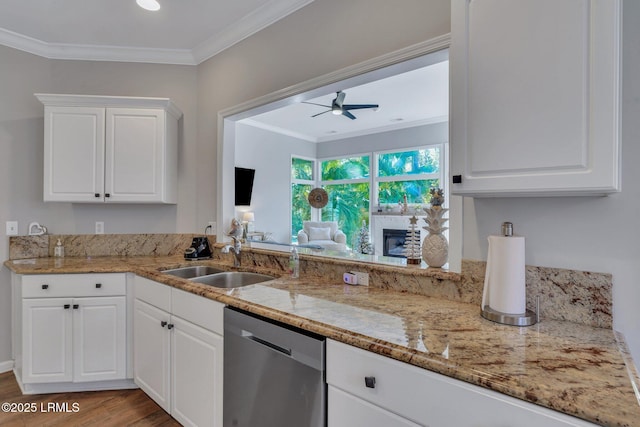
<box><xmin>4</xmin><ymin>255</ymin><xmax>639</xmax><ymax>427</ymax></box>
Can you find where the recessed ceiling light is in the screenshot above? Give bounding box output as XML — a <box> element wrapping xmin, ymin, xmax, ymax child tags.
<box><xmin>137</xmin><ymin>0</ymin><xmax>160</xmax><ymax>11</ymax></box>
<box><xmin>390</xmin><ymin>118</ymin><xmax>404</xmax><ymax>122</ymax></box>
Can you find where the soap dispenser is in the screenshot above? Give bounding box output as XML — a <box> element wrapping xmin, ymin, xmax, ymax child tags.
<box><xmin>54</xmin><ymin>238</ymin><xmax>65</xmax><ymax>257</ymax></box>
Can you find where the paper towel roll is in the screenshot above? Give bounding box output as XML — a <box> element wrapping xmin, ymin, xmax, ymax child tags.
<box><xmin>481</xmin><ymin>235</ymin><xmax>526</xmax><ymax>315</ymax></box>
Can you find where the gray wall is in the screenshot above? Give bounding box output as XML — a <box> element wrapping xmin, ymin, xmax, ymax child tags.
<box><xmin>0</xmin><ymin>46</ymin><xmax>198</xmax><ymax>363</ymax></box>
<box><xmin>235</xmin><ymin>123</ymin><xmax>316</xmax><ymax>242</ymax></box>
<box><xmin>317</xmin><ymin>122</ymin><xmax>448</xmax><ymax>158</ymax></box>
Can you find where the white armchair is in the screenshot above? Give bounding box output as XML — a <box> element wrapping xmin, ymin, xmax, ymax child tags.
<box><xmin>297</xmin><ymin>221</ymin><xmax>347</xmax><ymax>251</ymax></box>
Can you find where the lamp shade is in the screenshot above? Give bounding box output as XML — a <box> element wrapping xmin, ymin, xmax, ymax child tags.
<box><xmin>242</xmin><ymin>212</ymin><xmax>255</xmax><ymax>222</ymax></box>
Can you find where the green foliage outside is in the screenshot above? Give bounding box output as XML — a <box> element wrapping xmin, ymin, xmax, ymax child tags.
<box><xmin>291</xmin><ymin>158</ymin><xmax>314</xmax><ymax>180</ymax></box>
<box><xmin>321</xmin><ymin>156</ymin><xmax>370</xmax><ymax>180</ymax></box>
<box><xmin>291</xmin><ymin>148</ymin><xmax>441</xmax><ymax>248</ymax></box>
<box><xmin>291</xmin><ymin>183</ymin><xmax>312</xmax><ymax>241</ymax></box>
<box><xmin>321</xmin><ymin>183</ymin><xmax>370</xmax><ymax>247</ymax></box>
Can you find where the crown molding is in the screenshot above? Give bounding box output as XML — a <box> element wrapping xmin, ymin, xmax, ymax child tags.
<box><xmin>192</xmin><ymin>0</ymin><xmax>315</xmax><ymax>64</ymax></box>
<box><xmin>0</xmin><ymin>0</ymin><xmax>315</xmax><ymax>65</ymax></box>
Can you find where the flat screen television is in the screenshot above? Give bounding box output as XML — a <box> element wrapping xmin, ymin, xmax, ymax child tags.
<box><xmin>235</xmin><ymin>167</ymin><xmax>255</xmax><ymax>206</ymax></box>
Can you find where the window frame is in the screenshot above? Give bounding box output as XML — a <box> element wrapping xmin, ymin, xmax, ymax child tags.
<box><xmin>290</xmin><ymin>144</ymin><xmax>447</xmax><ymax>245</ymax></box>
<box><xmin>373</xmin><ymin>144</ymin><xmax>444</xmax><ymax>207</ymax></box>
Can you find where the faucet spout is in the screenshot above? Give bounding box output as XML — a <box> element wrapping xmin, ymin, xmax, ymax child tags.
<box><xmin>222</xmin><ymin>237</ymin><xmax>242</xmax><ymax>267</ymax></box>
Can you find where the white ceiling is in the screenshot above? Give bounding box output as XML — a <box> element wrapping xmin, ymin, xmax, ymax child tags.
<box><xmin>0</xmin><ymin>0</ymin><xmax>314</xmax><ymax>64</ymax></box>
<box><xmin>241</xmin><ymin>60</ymin><xmax>449</xmax><ymax>143</ymax></box>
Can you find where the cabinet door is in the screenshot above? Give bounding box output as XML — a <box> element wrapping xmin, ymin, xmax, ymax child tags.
<box><xmin>450</xmin><ymin>0</ymin><xmax>620</xmax><ymax>196</ymax></box>
<box><xmin>171</xmin><ymin>316</ymin><xmax>223</xmax><ymax>427</ymax></box>
<box><xmin>328</xmin><ymin>386</ymin><xmax>421</xmax><ymax>427</ymax></box>
<box><xmin>22</xmin><ymin>298</ymin><xmax>73</xmax><ymax>383</ymax></box>
<box><xmin>43</xmin><ymin>106</ymin><xmax>105</xmax><ymax>202</ymax></box>
<box><xmin>73</xmin><ymin>296</ymin><xmax>126</xmax><ymax>382</ymax></box>
<box><xmin>105</xmin><ymin>108</ymin><xmax>167</xmax><ymax>203</ymax></box>
<box><xmin>133</xmin><ymin>299</ymin><xmax>171</xmax><ymax>412</ymax></box>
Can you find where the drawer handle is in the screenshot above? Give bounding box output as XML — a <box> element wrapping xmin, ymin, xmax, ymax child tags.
<box><xmin>161</xmin><ymin>321</ymin><xmax>168</xmax><ymax>328</ymax></box>
<box><xmin>94</xmin><ymin>193</ymin><xmax>100</xmax><ymax>198</ymax></box>
<box><xmin>42</xmin><ymin>284</ymin><xmax>49</xmax><ymax>290</ymax></box>
<box><xmin>95</xmin><ymin>283</ymin><xmax>102</xmax><ymax>288</ymax></box>
<box><xmin>365</xmin><ymin>376</ymin><xmax>376</xmax><ymax>389</ymax></box>
<box><xmin>73</xmin><ymin>304</ymin><xmax>79</xmax><ymax>309</ymax></box>
<box><xmin>452</xmin><ymin>174</ymin><xmax>462</xmax><ymax>184</ymax></box>
<box><xmin>64</xmin><ymin>304</ymin><xmax>70</xmax><ymax>309</ymax></box>
<box><xmin>105</xmin><ymin>193</ymin><xmax>111</xmax><ymax>198</ymax></box>
<box><xmin>167</xmin><ymin>323</ymin><xmax>174</xmax><ymax>330</ymax></box>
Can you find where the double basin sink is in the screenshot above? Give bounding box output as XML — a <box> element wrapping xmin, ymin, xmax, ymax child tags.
<box><xmin>162</xmin><ymin>265</ymin><xmax>274</xmax><ymax>289</ymax></box>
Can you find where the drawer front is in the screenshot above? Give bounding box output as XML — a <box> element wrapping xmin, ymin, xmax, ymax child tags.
<box><xmin>171</xmin><ymin>288</ymin><xmax>224</xmax><ymax>335</ymax></box>
<box><xmin>134</xmin><ymin>276</ymin><xmax>171</xmax><ymax>312</ymax></box>
<box><xmin>328</xmin><ymin>385</ymin><xmax>421</xmax><ymax>427</ymax></box>
<box><xmin>21</xmin><ymin>273</ymin><xmax>126</xmax><ymax>298</ymax></box>
<box><xmin>326</xmin><ymin>340</ymin><xmax>597</xmax><ymax>427</ymax></box>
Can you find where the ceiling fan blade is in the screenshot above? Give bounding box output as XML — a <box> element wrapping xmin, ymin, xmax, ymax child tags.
<box><xmin>335</xmin><ymin>91</ymin><xmax>346</xmax><ymax>107</ymax></box>
<box><xmin>311</xmin><ymin>110</ymin><xmax>332</xmax><ymax>118</ymax></box>
<box><xmin>342</xmin><ymin>104</ymin><xmax>379</xmax><ymax>111</ymax></box>
<box><xmin>302</xmin><ymin>101</ymin><xmax>331</xmax><ymax>108</ymax></box>
<box><xmin>342</xmin><ymin>110</ymin><xmax>357</xmax><ymax>120</ymax></box>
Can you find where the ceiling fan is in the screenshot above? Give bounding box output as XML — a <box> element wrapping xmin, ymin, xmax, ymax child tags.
<box><xmin>304</xmin><ymin>91</ymin><xmax>379</xmax><ymax>120</ymax></box>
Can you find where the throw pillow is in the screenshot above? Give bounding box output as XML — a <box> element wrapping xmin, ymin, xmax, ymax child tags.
<box><xmin>308</xmin><ymin>226</ymin><xmax>331</xmax><ymax>241</ymax></box>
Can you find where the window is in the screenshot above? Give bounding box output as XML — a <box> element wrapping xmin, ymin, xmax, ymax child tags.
<box><xmin>375</xmin><ymin>146</ymin><xmax>442</xmax><ymax>206</ymax></box>
<box><xmin>290</xmin><ymin>146</ymin><xmax>444</xmax><ymax>248</ymax></box>
<box><xmin>320</xmin><ymin>156</ymin><xmax>370</xmax><ymax>248</ymax></box>
<box><xmin>291</xmin><ymin>157</ymin><xmax>315</xmax><ymax>241</ymax></box>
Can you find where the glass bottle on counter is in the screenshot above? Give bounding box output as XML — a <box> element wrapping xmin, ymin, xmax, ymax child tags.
<box><xmin>289</xmin><ymin>246</ymin><xmax>299</xmax><ymax>278</ymax></box>
<box><xmin>54</xmin><ymin>238</ymin><xmax>64</xmax><ymax>257</ymax></box>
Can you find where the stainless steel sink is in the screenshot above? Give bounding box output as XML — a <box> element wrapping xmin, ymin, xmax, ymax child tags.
<box><xmin>191</xmin><ymin>272</ymin><xmax>275</xmax><ymax>288</ymax></box>
<box><xmin>163</xmin><ymin>265</ymin><xmax>225</xmax><ymax>279</ymax></box>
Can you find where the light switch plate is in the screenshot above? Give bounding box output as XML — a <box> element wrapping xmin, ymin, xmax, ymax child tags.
<box><xmin>95</xmin><ymin>221</ymin><xmax>104</xmax><ymax>234</ymax></box>
<box><xmin>6</xmin><ymin>221</ymin><xmax>18</xmax><ymax>236</ymax></box>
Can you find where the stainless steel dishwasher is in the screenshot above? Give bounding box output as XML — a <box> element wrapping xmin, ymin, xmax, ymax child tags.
<box><xmin>224</xmin><ymin>307</ymin><xmax>326</xmax><ymax>427</ymax></box>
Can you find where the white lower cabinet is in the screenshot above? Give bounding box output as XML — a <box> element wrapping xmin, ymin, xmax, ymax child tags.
<box><xmin>133</xmin><ymin>276</ymin><xmax>223</xmax><ymax>427</ymax></box>
<box><xmin>329</xmin><ymin>386</ymin><xmax>420</xmax><ymax>427</ymax></box>
<box><xmin>326</xmin><ymin>339</ymin><xmax>598</xmax><ymax>427</ymax></box>
<box><xmin>12</xmin><ymin>273</ymin><xmax>130</xmax><ymax>393</ymax></box>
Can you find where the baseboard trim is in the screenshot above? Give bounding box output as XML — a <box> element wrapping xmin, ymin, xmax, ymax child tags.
<box><xmin>0</xmin><ymin>360</ymin><xmax>14</xmax><ymax>374</ymax></box>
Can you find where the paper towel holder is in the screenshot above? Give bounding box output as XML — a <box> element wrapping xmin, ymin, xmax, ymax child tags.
<box><xmin>480</xmin><ymin>222</ymin><xmax>537</xmax><ymax>326</ymax></box>
<box><xmin>481</xmin><ymin>305</ymin><xmax>537</xmax><ymax>326</ymax></box>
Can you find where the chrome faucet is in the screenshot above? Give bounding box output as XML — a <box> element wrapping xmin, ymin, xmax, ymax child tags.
<box><xmin>222</xmin><ymin>236</ymin><xmax>242</xmax><ymax>267</ymax></box>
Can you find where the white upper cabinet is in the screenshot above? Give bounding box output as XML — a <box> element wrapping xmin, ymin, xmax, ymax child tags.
<box><xmin>37</xmin><ymin>94</ymin><xmax>182</xmax><ymax>203</ymax></box>
<box><xmin>450</xmin><ymin>0</ymin><xmax>621</xmax><ymax>196</ymax></box>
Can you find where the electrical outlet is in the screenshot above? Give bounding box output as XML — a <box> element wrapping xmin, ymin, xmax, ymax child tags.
<box><xmin>352</xmin><ymin>271</ymin><xmax>369</xmax><ymax>286</ymax></box>
<box><xmin>95</xmin><ymin>221</ymin><xmax>104</xmax><ymax>234</ymax></box>
<box><xmin>208</xmin><ymin>221</ymin><xmax>217</xmax><ymax>235</ymax></box>
<box><xmin>6</xmin><ymin>221</ymin><xmax>18</xmax><ymax>236</ymax></box>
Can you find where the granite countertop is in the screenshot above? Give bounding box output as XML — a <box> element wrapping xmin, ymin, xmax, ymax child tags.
<box><xmin>4</xmin><ymin>256</ymin><xmax>640</xmax><ymax>427</ymax></box>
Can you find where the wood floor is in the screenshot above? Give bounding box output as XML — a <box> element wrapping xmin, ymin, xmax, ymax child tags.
<box><xmin>0</xmin><ymin>372</ymin><xmax>181</xmax><ymax>426</ymax></box>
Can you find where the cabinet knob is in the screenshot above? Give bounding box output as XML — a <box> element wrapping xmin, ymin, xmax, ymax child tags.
<box><xmin>95</xmin><ymin>193</ymin><xmax>100</xmax><ymax>198</ymax></box>
<box><xmin>95</xmin><ymin>283</ymin><xmax>102</xmax><ymax>288</ymax></box>
<box><xmin>73</xmin><ymin>304</ymin><xmax>79</xmax><ymax>309</ymax></box>
<box><xmin>161</xmin><ymin>321</ymin><xmax>168</xmax><ymax>328</ymax></box>
<box><xmin>64</xmin><ymin>304</ymin><xmax>70</xmax><ymax>309</ymax></box>
<box><xmin>364</xmin><ymin>376</ymin><xmax>376</xmax><ymax>389</ymax></box>
<box><xmin>167</xmin><ymin>323</ymin><xmax>174</xmax><ymax>330</ymax></box>
<box><xmin>452</xmin><ymin>175</ymin><xmax>462</xmax><ymax>184</ymax></box>
<box><xmin>42</xmin><ymin>284</ymin><xmax>49</xmax><ymax>290</ymax></box>
<box><xmin>105</xmin><ymin>193</ymin><xmax>111</xmax><ymax>198</ymax></box>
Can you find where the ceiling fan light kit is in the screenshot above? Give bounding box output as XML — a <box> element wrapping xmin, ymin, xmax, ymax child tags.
<box><xmin>136</xmin><ymin>0</ymin><xmax>161</xmax><ymax>12</ymax></box>
<box><xmin>305</xmin><ymin>91</ymin><xmax>379</xmax><ymax>120</ymax></box>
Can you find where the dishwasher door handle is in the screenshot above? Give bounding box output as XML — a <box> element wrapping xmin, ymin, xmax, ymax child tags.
<box><xmin>242</xmin><ymin>330</ymin><xmax>292</xmax><ymax>356</ymax></box>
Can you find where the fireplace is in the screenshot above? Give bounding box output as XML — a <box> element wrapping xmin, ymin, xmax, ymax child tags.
<box><xmin>383</xmin><ymin>228</ymin><xmax>416</xmax><ymax>258</ymax></box>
